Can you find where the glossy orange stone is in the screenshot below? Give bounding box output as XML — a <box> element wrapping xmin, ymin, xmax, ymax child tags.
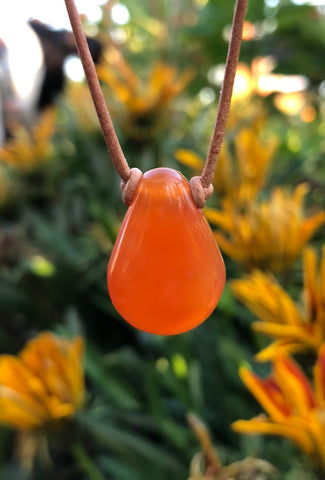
<box><xmin>107</xmin><ymin>168</ymin><xmax>225</xmax><ymax>335</ymax></box>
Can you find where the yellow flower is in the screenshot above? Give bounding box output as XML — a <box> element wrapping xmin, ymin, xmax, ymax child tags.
<box><xmin>0</xmin><ymin>108</ymin><xmax>56</xmax><ymax>170</ymax></box>
<box><xmin>0</xmin><ymin>332</ymin><xmax>84</xmax><ymax>431</ymax></box>
<box><xmin>97</xmin><ymin>47</ymin><xmax>192</xmax><ymax>138</ymax></box>
<box><xmin>232</xmin><ymin>348</ymin><xmax>325</xmax><ymax>469</ymax></box>
<box><xmin>175</xmin><ymin>120</ymin><xmax>276</xmax><ymax>205</ymax></box>
<box><xmin>229</xmin><ymin>127</ymin><xmax>277</xmax><ymax>204</ymax></box>
<box><xmin>205</xmin><ymin>184</ymin><xmax>325</xmax><ymax>272</ymax></box>
<box><xmin>232</xmin><ymin>245</ymin><xmax>325</xmax><ymax>360</ymax></box>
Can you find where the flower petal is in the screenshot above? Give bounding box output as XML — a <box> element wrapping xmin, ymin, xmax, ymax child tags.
<box><xmin>232</xmin><ymin>418</ymin><xmax>314</xmax><ymax>454</ymax></box>
<box><xmin>274</xmin><ymin>356</ymin><xmax>315</xmax><ymax>416</ymax></box>
<box><xmin>239</xmin><ymin>366</ymin><xmax>290</xmax><ymax>422</ymax></box>
<box><xmin>314</xmin><ymin>343</ymin><xmax>325</xmax><ymax>406</ymax></box>
<box><xmin>255</xmin><ymin>340</ymin><xmax>306</xmax><ymax>362</ymax></box>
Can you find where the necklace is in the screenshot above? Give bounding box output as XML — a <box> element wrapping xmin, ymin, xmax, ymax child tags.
<box><xmin>64</xmin><ymin>0</ymin><xmax>248</xmax><ymax>335</ymax></box>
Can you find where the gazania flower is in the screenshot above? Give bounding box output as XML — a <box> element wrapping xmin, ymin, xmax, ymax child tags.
<box><xmin>0</xmin><ymin>332</ymin><xmax>84</xmax><ymax>431</ymax></box>
<box><xmin>205</xmin><ymin>184</ymin><xmax>325</xmax><ymax>272</ymax></box>
<box><xmin>97</xmin><ymin>47</ymin><xmax>192</xmax><ymax>138</ymax></box>
<box><xmin>0</xmin><ymin>108</ymin><xmax>56</xmax><ymax>170</ymax></box>
<box><xmin>232</xmin><ymin>348</ymin><xmax>325</xmax><ymax>469</ymax></box>
<box><xmin>232</xmin><ymin>245</ymin><xmax>325</xmax><ymax>361</ymax></box>
<box><xmin>175</xmin><ymin>120</ymin><xmax>277</xmax><ymax>205</ymax></box>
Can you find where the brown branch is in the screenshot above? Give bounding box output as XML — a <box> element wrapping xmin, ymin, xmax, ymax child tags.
<box><xmin>201</xmin><ymin>0</ymin><xmax>248</xmax><ymax>189</ymax></box>
<box><xmin>64</xmin><ymin>0</ymin><xmax>130</xmax><ymax>182</ymax></box>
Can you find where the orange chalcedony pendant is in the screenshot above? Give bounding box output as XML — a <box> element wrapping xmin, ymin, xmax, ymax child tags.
<box><xmin>107</xmin><ymin>168</ymin><xmax>225</xmax><ymax>335</ymax></box>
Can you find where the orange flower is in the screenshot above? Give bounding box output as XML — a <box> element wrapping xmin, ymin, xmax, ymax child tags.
<box><xmin>0</xmin><ymin>108</ymin><xmax>56</xmax><ymax>170</ymax></box>
<box><xmin>205</xmin><ymin>184</ymin><xmax>325</xmax><ymax>272</ymax></box>
<box><xmin>232</xmin><ymin>245</ymin><xmax>325</xmax><ymax>360</ymax></box>
<box><xmin>97</xmin><ymin>47</ymin><xmax>192</xmax><ymax>138</ymax></box>
<box><xmin>0</xmin><ymin>332</ymin><xmax>84</xmax><ymax>431</ymax></box>
<box><xmin>176</xmin><ymin>123</ymin><xmax>276</xmax><ymax>206</ymax></box>
<box><xmin>233</xmin><ymin>348</ymin><xmax>325</xmax><ymax>468</ymax></box>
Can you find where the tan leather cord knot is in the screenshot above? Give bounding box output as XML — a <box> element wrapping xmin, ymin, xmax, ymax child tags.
<box><xmin>189</xmin><ymin>176</ymin><xmax>214</xmax><ymax>209</ymax></box>
<box><xmin>121</xmin><ymin>168</ymin><xmax>143</xmax><ymax>206</ymax></box>
<box><xmin>189</xmin><ymin>0</ymin><xmax>247</xmax><ymax>209</ymax></box>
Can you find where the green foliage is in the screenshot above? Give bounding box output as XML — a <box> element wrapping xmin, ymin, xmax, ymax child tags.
<box><xmin>1</xmin><ymin>1</ymin><xmax>325</xmax><ymax>479</ymax></box>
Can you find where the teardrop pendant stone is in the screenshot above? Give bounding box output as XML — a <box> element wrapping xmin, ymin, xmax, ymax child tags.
<box><xmin>107</xmin><ymin>168</ymin><xmax>225</xmax><ymax>335</ymax></box>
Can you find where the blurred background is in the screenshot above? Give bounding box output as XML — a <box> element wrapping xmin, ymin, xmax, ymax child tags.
<box><xmin>1</xmin><ymin>0</ymin><xmax>325</xmax><ymax>479</ymax></box>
